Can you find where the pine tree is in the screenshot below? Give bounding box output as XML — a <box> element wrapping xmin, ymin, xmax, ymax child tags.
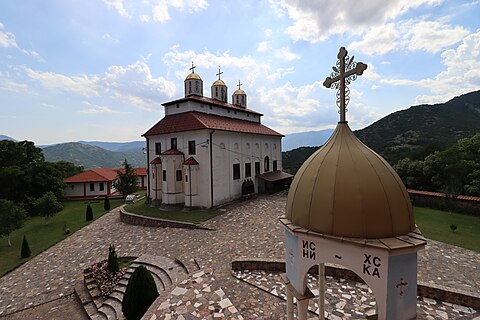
<box><xmin>122</xmin><ymin>266</ymin><xmax>159</xmax><ymax>320</ymax></box>
<box><xmin>104</xmin><ymin>196</ymin><xmax>111</xmax><ymax>211</ymax></box>
<box><xmin>21</xmin><ymin>235</ymin><xmax>31</xmax><ymax>258</ymax></box>
<box><xmin>86</xmin><ymin>204</ymin><xmax>93</xmax><ymax>221</ymax></box>
<box><xmin>114</xmin><ymin>159</ymin><xmax>138</xmax><ymax>198</ymax></box>
<box><xmin>107</xmin><ymin>244</ymin><xmax>119</xmax><ymax>273</ymax></box>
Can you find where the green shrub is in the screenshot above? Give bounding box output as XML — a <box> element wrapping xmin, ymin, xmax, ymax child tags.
<box><xmin>450</xmin><ymin>224</ymin><xmax>457</xmax><ymax>233</ymax></box>
<box><xmin>21</xmin><ymin>235</ymin><xmax>31</xmax><ymax>258</ymax></box>
<box><xmin>86</xmin><ymin>204</ymin><xmax>93</xmax><ymax>221</ymax></box>
<box><xmin>107</xmin><ymin>244</ymin><xmax>119</xmax><ymax>273</ymax></box>
<box><xmin>122</xmin><ymin>266</ymin><xmax>159</xmax><ymax>320</ymax></box>
<box><xmin>104</xmin><ymin>196</ymin><xmax>111</xmax><ymax>211</ymax></box>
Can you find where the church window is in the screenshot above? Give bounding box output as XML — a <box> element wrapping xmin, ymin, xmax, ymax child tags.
<box><xmin>209</xmin><ymin>106</ymin><xmax>213</xmax><ymax>110</ymax></box>
<box><xmin>236</xmin><ymin>96</ymin><xmax>239</xmax><ymax>104</ymax></box>
<box><xmin>99</xmin><ymin>182</ymin><xmax>104</xmax><ymax>191</ymax></box>
<box><xmin>188</xmin><ymin>81</ymin><xmax>192</xmax><ymax>94</ymax></box>
<box><xmin>188</xmin><ymin>140</ymin><xmax>196</xmax><ymax>155</ymax></box>
<box><xmin>264</xmin><ymin>156</ymin><xmax>270</xmax><ymax>172</ymax></box>
<box><xmin>171</xmin><ymin>138</ymin><xmax>177</xmax><ymax>149</ymax></box>
<box><xmin>176</xmin><ymin>170</ymin><xmax>182</xmax><ymax>181</ymax></box>
<box><xmin>228</xmin><ymin>110</ymin><xmax>230</xmax><ymax>113</ymax></box>
<box><xmin>265</xmin><ymin>143</ymin><xmax>269</xmax><ymax>150</ymax></box>
<box><xmin>70</xmin><ymin>185</ymin><xmax>74</xmax><ymax>190</ymax></box>
<box><xmin>215</xmin><ymin>87</ymin><xmax>218</xmax><ymax>97</ymax></box>
<box><xmin>234</xmin><ymin>111</ymin><xmax>237</xmax><ymax>114</ymax></box>
<box><xmin>245</xmin><ymin>163</ymin><xmax>251</xmax><ymax>178</ymax></box>
<box><xmin>176</xmin><ymin>104</ymin><xmax>179</xmax><ymax>108</ymax></box>
<box><xmin>233</xmin><ymin>163</ymin><xmax>240</xmax><ymax>180</ymax></box>
<box><xmin>242</xmin><ymin>96</ymin><xmax>245</xmax><ymax>105</ymax></box>
<box><xmin>255</xmin><ymin>162</ymin><xmax>260</xmax><ymax>175</ymax></box>
<box><xmin>246</xmin><ymin>143</ymin><xmax>250</xmax><ymax>150</ymax></box>
<box><xmin>273</xmin><ymin>160</ymin><xmax>278</xmax><ymax>171</ymax></box>
<box><xmin>162</xmin><ymin>170</ymin><xmax>166</xmax><ymax>181</ymax></box>
<box><xmin>152</xmin><ymin>172</ymin><xmax>155</xmax><ymax>179</ymax></box>
<box><xmin>185</xmin><ymin>174</ymin><xmax>188</xmax><ymax>182</ymax></box>
<box><xmin>247</xmin><ymin>114</ymin><xmax>249</xmax><ymax>117</ymax></box>
<box><xmin>90</xmin><ymin>183</ymin><xmax>95</xmax><ymax>191</ymax></box>
<box><xmin>195</xmin><ymin>81</ymin><xmax>198</xmax><ymax>92</ymax></box>
<box><xmin>155</xmin><ymin>142</ymin><xmax>162</xmax><ymax>155</ymax></box>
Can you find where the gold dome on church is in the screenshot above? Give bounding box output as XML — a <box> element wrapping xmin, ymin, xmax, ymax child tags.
<box><xmin>233</xmin><ymin>89</ymin><xmax>246</xmax><ymax>95</ymax></box>
<box><xmin>212</xmin><ymin>79</ymin><xmax>226</xmax><ymax>86</ymax></box>
<box><xmin>286</xmin><ymin>122</ymin><xmax>415</xmax><ymax>239</ymax></box>
<box><xmin>185</xmin><ymin>73</ymin><xmax>202</xmax><ymax>81</ymax></box>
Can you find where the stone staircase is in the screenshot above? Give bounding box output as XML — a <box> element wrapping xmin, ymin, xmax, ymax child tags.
<box><xmin>75</xmin><ymin>255</ymin><xmax>201</xmax><ymax>320</ymax></box>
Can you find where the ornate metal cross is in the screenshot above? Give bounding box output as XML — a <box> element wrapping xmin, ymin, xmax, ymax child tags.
<box><xmin>237</xmin><ymin>80</ymin><xmax>242</xmax><ymax>90</ymax></box>
<box><xmin>216</xmin><ymin>66</ymin><xmax>223</xmax><ymax>80</ymax></box>
<box><xmin>323</xmin><ymin>47</ymin><xmax>367</xmax><ymax>122</ymax></box>
<box><xmin>396</xmin><ymin>278</ymin><xmax>408</xmax><ymax>296</ymax></box>
<box><xmin>189</xmin><ymin>61</ymin><xmax>196</xmax><ymax>73</ymax></box>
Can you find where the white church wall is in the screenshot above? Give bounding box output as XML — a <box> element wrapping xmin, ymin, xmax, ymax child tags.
<box><xmin>165</xmin><ymin>101</ymin><xmax>260</xmax><ymax>123</ymax></box>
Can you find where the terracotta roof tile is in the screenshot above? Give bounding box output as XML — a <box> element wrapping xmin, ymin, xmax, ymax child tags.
<box><xmin>65</xmin><ymin>167</ymin><xmax>146</xmax><ymax>183</ymax></box>
<box><xmin>161</xmin><ymin>149</ymin><xmax>184</xmax><ymax>155</ymax></box>
<box><xmin>150</xmin><ymin>157</ymin><xmax>161</xmax><ymax>164</ymax></box>
<box><xmin>407</xmin><ymin>189</ymin><xmax>480</xmax><ymax>202</ymax></box>
<box><xmin>184</xmin><ymin>157</ymin><xmax>199</xmax><ymax>165</ymax></box>
<box><xmin>143</xmin><ymin>112</ymin><xmax>282</xmax><ymax>137</ymax></box>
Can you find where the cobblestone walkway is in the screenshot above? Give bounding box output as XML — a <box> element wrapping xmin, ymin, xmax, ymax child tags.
<box><xmin>0</xmin><ymin>193</ymin><xmax>479</xmax><ymax>319</ymax></box>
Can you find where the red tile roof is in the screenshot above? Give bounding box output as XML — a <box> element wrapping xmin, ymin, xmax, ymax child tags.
<box><xmin>163</xmin><ymin>95</ymin><xmax>262</xmax><ymax>115</ymax></box>
<box><xmin>143</xmin><ymin>112</ymin><xmax>283</xmax><ymax>137</ymax></box>
<box><xmin>161</xmin><ymin>149</ymin><xmax>184</xmax><ymax>155</ymax></box>
<box><xmin>65</xmin><ymin>167</ymin><xmax>146</xmax><ymax>183</ymax></box>
<box><xmin>64</xmin><ymin>168</ymin><xmax>117</xmax><ymax>183</ymax></box>
<box><xmin>184</xmin><ymin>157</ymin><xmax>199</xmax><ymax>165</ymax></box>
<box><xmin>150</xmin><ymin>157</ymin><xmax>161</xmax><ymax>164</ymax></box>
<box><xmin>407</xmin><ymin>189</ymin><xmax>480</xmax><ymax>202</ymax></box>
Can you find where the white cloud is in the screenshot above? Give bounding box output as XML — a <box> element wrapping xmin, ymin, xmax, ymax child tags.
<box><xmin>80</xmin><ymin>101</ymin><xmax>131</xmax><ymax>114</ymax></box>
<box><xmin>24</xmin><ymin>59</ymin><xmax>177</xmax><ymax>111</ymax></box>
<box><xmin>0</xmin><ymin>22</ymin><xmax>19</xmax><ymax>48</ymax></box>
<box><xmin>257</xmin><ymin>41</ymin><xmax>269</xmax><ymax>53</ymax></box>
<box><xmin>102</xmin><ymin>0</ymin><xmax>131</xmax><ymax>19</ymax></box>
<box><xmin>274</xmin><ymin>47</ymin><xmax>300</xmax><ymax>61</ymax></box>
<box><xmin>266</xmin><ymin>67</ymin><xmax>295</xmax><ymax>82</ymax></box>
<box><xmin>380</xmin><ymin>30</ymin><xmax>480</xmax><ymax>104</ymax></box>
<box><xmin>264</xmin><ymin>29</ymin><xmax>273</xmax><ymax>37</ymax></box>
<box><xmin>0</xmin><ymin>79</ymin><xmax>29</xmax><ymax>93</ymax></box>
<box><xmin>276</xmin><ymin>0</ymin><xmax>442</xmax><ymax>43</ymax></box>
<box><xmin>152</xmin><ymin>0</ymin><xmax>208</xmax><ymax>23</ymax></box>
<box><xmin>102</xmin><ymin>33</ymin><xmax>120</xmax><ymax>44</ymax></box>
<box><xmin>350</xmin><ymin>20</ymin><xmax>469</xmax><ymax>56</ymax></box>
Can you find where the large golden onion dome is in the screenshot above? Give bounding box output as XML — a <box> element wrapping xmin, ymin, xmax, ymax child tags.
<box><xmin>286</xmin><ymin>122</ymin><xmax>415</xmax><ymax>239</ymax></box>
<box><xmin>185</xmin><ymin>73</ymin><xmax>202</xmax><ymax>81</ymax></box>
<box><xmin>212</xmin><ymin>79</ymin><xmax>226</xmax><ymax>86</ymax></box>
<box><xmin>233</xmin><ymin>89</ymin><xmax>246</xmax><ymax>95</ymax></box>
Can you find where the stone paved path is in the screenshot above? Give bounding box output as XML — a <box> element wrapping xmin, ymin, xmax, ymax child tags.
<box><xmin>0</xmin><ymin>192</ymin><xmax>479</xmax><ymax>319</ymax></box>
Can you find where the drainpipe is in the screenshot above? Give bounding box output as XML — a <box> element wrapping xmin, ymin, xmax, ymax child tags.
<box><xmin>209</xmin><ymin>130</ymin><xmax>215</xmax><ymax>208</ymax></box>
<box><xmin>145</xmin><ymin>137</ymin><xmax>150</xmax><ymax>204</ymax></box>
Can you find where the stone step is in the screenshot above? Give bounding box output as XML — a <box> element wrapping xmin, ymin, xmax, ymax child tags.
<box><xmin>131</xmin><ymin>262</ymin><xmax>169</xmax><ymax>290</ymax></box>
<box><xmin>176</xmin><ymin>257</ymin><xmax>201</xmax><ymax>274</ymax></box>
<box><xmin>98</xmin><ymin>303</ymin><xmax>117</xmax><ymax>320</ymax></box>
<box><xmin>90</xmin><ymin>311</ymin><xmax>107</xmax><ymax>320</ymax></box>
<box><xmin>84</xmin><ymin>301</ymin><xmax>98</xmax><ymax>317</ymax></box>
<box><xmin>102</xmin><ymin>297</ymin><xmax>122</xmax><ymax>319</ymax></box>
<box><xmin>74</xmin><ymin>282</ymin><xmax>93</xmax><ymax>305</ymax></box>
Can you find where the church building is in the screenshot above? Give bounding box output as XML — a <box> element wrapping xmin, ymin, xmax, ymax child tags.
<box><xmin>143</xmin><ymin>66</ymin><xmax>291</xmax><ymax>208</ymax></box>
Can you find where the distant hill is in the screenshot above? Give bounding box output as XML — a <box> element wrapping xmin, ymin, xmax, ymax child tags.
<box><xmin>356</xmin><ymin>90</ymin><xmax>480</xmax><ymax>162</ymax></box>
<box><xmin>0</xmin><ymin>135</ymin><xmax>16</xmax><ymax>141</ymax></box>
<box><xmin>282</xmin><ymin>90</ymin><xmax>480</xmax><ymax>172</ymax></box>
<box><xmin>42</xmin><ymin>142</ymin><xmax>146</xmax><ymax>169</ymax></box>
<box><xmin>282</xmin><ymin>129</ymin><xmax>334</xmax><ymax>151</ymax></box>
<box><xmin>78</xmin><ymin>140</ymin><xmax>145</xmax><ymax>152</ymax></box>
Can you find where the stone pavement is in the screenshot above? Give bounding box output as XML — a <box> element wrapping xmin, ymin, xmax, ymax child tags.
<box><xmin>0</xmin><ymin>192</ymin><xmax>479</xmax><ymax>319</ymax></box>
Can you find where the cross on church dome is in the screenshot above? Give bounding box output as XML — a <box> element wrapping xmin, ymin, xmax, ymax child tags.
<box><xmin>323</xmin><ymin>47</ymin><xmax>367</xmax><ymax>123</ymax></box>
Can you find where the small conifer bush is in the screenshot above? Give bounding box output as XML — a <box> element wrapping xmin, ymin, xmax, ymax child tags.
<box><xmin>122</xmin><ymin>266</ymin><xmax>159</xmax><ymax>320</ymax></box>
<box><xmin>107</xmin><ymin>244</ymin><xmax>119</xmax><ymax>273</ymax></box>
<box><xmin>86</xmin><ymin>204</ymin><xmax>93</xmax><ymax>221</ymax></box>
<box><xmin>21</xmin><ymin>235</ymin><xmax>31</xmax><ymax>258</ymax></box>
<box><xmin>104</xmin><ymin>196</ymin><xmax>111</xmax><ymax>211</ymax></box>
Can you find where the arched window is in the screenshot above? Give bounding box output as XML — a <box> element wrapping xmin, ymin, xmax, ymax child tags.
<box><xmin>264</xmin><ymin>156</ymin><xmax>270</xmax><ymax>172</ymax></box>
<box><xmin>188</xmin><ymin>81</ymin><xmax>192</xmax><ymax>93</ymax></box>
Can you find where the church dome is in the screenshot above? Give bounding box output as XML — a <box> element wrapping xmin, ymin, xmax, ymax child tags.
<box><xmin>233</xmin><ymin>89</ymin><xmax>246</xmax><ymax>95</ymax></box>
<box><xmin>286</xmin><ymin>122</ymin><xmax>414</xmax><ymax>239</ymax></box>
<box><xmin>185</xmin><ymin>73</ymin><xmax>202</xmax><ymax>81</ymax></box>
<box><xmin>212</xmin><ymin>79</ymin><xmax>226</xmax><ymax>86</ymax></box>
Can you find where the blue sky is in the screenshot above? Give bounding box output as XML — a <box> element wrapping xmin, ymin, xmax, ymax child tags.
<box><xmin>1</xmin><ymin>0</ymin><xmax>479</xmax><ymax>145</ymax></box>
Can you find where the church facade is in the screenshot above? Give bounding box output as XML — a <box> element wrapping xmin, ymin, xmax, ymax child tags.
<box><xmin>143</xmin><ymin>67</ymin><xmax>288</xmax><ymax>208</ymax></box>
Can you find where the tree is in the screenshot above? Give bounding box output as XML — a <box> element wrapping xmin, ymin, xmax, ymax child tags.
<box><xmin>86</xmin><ymin>204</ymin><xmax>93</xmax><ymax>221</ymax></box>
<box><xmin>21</xmin><ymin>235</ymin><xmax>31</xmax><ymax>258</ymax></box>
<box><xmin>114</xmin><ymin>159</ymin><xmax>138</xmax><ymax>198</ymax></box>
<box><xmin>122</xmin><ymin>266</ymin><xmax>159</xmax><ymax>320</ymax></box>
<box><xmin>107</xmin><ymin>244</ymin><xmax>119</xmax><ymax>273</ymax></box>
<box><xmin>104</xmin><ymin>196</ymin><xmax>111</xmax><ymax>211</ymax></box>
<box><xmin>0</xmin><ymin>199</ymin><xmax>26</xmax><ymax>247</ymax></box>
<box><xmin>34</xmin><ymin>192</ymin><xmax>63</xmax><ymax>223</ymax></box>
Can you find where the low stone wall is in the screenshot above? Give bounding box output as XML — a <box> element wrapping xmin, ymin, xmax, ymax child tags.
<box><xmin>119</xmin><ymin>208</ymin><xmax>213</xmax><ymax>230</ymax></box>
<box><xmin>408</xmin><ymin>191</ymin><xmax>480</xmax><ymax>216</ymax></box>
<box><xmin>231</xmin><ymin>259</ymin><xmax>480</xmax><ymax>309</ymax></box>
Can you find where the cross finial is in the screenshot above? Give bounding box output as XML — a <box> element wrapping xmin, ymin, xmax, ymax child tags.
<box><xmin>323</xmin><ymin>47</ymin><xmax>367</xmax><ymax>123</ymax></box>
<box><xmin>237</xmin><ymin>80</ymin><xmax>242</xmax><ymax>90</ymax></box>
<box><xmin>216</xmin><ymin>66</ymin><xmax>223</xmax><ymax>80</ymax></box>
<box><xmin>189</xmin><ymin>61</ymin><xmax>196</xmax><ymax>74</ymax></box>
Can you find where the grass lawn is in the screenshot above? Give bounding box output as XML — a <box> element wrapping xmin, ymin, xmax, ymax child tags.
<box><xmin>414</xmin><ymin>206</ymin><xmax>480</xmax><ymax>252</ymax></box>
<box><xmin>0</xmin><ymin>199</ymin><xmax>123</xmax><ymax>277</ymax></box>
<box><xmin>125</xmin><ymin>200</ymin><xmax>222</xmax><ymax>224</ymax></box>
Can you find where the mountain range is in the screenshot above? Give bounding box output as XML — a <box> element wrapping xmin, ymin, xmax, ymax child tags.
<box><xmin>3</xmin><ymin>90</ymin><xmax>479</xmax><ymax>171</ymax></box>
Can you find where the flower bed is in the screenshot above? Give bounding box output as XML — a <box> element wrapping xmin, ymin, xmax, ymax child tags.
<box><xmin>90</xmin><ymin>259</ymin><xmax>127</xmax><ymax>297</ymax></box>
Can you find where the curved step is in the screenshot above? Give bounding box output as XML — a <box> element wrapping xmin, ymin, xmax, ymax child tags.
<box><xmin>130</xmin><ymin>262</ymin><xmax>171</xmax><ymax>288</ymax></box>
<box><xmin>101</xmin><ymin>296</ymin><xmax>122</xmax><ymax>320</ymax></box>
<box><xmin>98</xmin><ymin>303</ymin><xmax>117</xmax><ymax>320</ymax></box>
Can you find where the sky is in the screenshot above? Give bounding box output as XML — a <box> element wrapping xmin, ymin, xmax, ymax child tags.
<box><xmin>1</xmin><ymin>0</ymin><xmax>479</xmax><ymax>145</ymax></box>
